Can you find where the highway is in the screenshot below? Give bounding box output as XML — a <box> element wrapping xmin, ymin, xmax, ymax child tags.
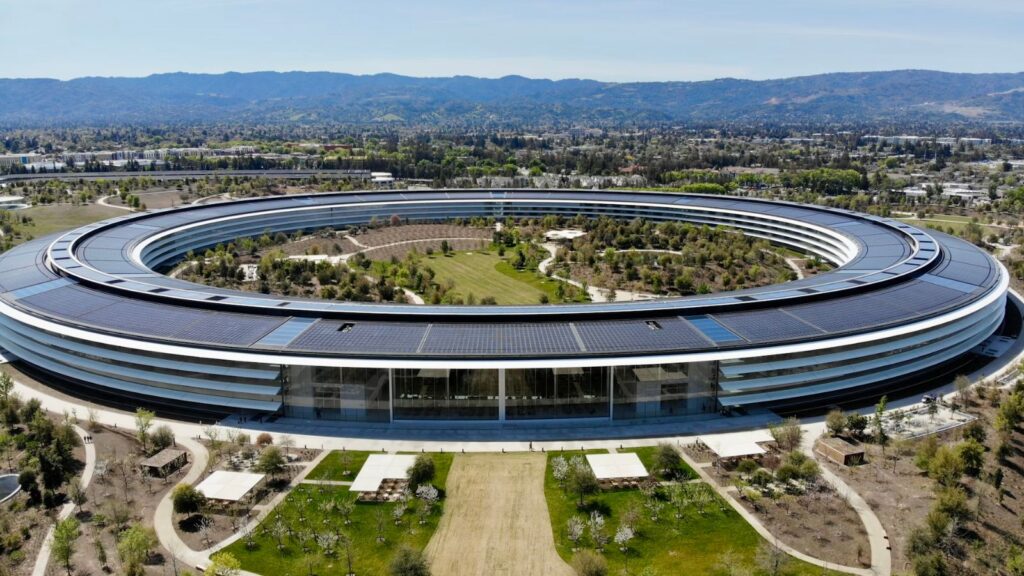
<box><xmin>0</xmin><ymin>168</ymin><xmax>371</xmax><ymax>183</ymax></box>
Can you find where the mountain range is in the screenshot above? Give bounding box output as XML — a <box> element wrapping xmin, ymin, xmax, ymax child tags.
<box><xmin>2</xmin><ymin>70</ymin><xmax>1024</xmax><ymax>127</ymax></box>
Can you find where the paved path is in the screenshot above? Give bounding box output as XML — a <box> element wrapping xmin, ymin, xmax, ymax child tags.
<box><xmin>801</xmin><ymin>424</ymin><xmax>891</xmax><ymax>576</ymax></box>
<box><xmin>96</xmin><ymin>194</ymin><xmax>134</xmax><ymax>211</ymax></box>
<box><xmin>677</xmin><ymin>446</ymin><xmax>876</xmax><ymax>576</ymax></box>
<box><xmin>539</xmin><ymin>242</ymin><xmax>659</xmax><ymax>303</ymax></box>
<box><xmin>152</xmin><ymin>435</ymin><xmax>211</xmax><ymax>570</ymax></box>
<box><xmin>31</xmin><ymin>424</ymin><xmax>97</xmax><ymax>576</ymax></box>
<box><xmin>425</xmin><ymin>453</ymin><xmax>573</xmax><ymax>576</ymax></box>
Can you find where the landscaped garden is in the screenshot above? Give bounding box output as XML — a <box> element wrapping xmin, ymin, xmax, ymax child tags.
<box><xmin>544</xmin><ymin>447</ymin><xmax>841</xmax><ymax>576</ymax></box>
<box><xmin>224</xmin><ymin>452</ymin><xmax>452</xmax><ymax>575</ymax></box>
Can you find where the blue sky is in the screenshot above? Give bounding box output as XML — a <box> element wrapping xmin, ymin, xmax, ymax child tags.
<box><xmin>2</xmin><ymin>0</ymin><xmax>1022</xmax><ymax>81</ymax></box>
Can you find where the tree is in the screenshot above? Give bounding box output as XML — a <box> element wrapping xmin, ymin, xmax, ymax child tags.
<box><xmin>567</xmin><ymin>516</ymin><xmax>585</xmax><ymax>548</ymax></box>
<box><xmin>768</xmin><ymin>417</ymin><xmax>803</xmax><ymax>451</ymax></box>
<box><xmin>846</xmin><ymin>412</ymin><xmax>868</xmax><ymax>437</ymax></box>
<box><xmin>928</xmin><ymin>445</ymin><xmax>964</xmax><ymax>487</ymax></box>
<box><xmin>0</xmin><ymin>371</ymin><xmax>13</xmax><ymax>403</ymax></box>
<box><xmin>207</xmin><ymin>552</ymin><xmax>242</xmax><ymax>576</ymax></box>
<box><xmin>825</xmin><ymin>409</ymin><xmax>847</xmax><ymax>437</ymax></box>
<box><xmin>571</xmin><ymin>550</ymin><xmax>607</xmax><ymax>576</ymax></box>
<box><xmin>953</xmin><ymin>374</ymin><xmax>971</xmax><ymax>407</ymax></box>
<box><xmin>614</xmin><ymin>523</ymin><xmax>634</xmax><ymax>552</ymax></box>
<box><xmin>408</xmin><ymin>454</ymin><xmax>436</xmax><ymax>490</ymax></box>
<box><xmin>390</xmin><ymin>546</ymin><xmax>431</xmax><ymax>576</ymax></box>
<box><xmin>755</xmin><ymin>541</ymin><xmax>790</xmax><ymax>576</ymax></box>
<box><xmin>873</xmin><ymin>395</ymin><xmax>888</xmax><ymax>447</ymax></box>
<box><xmin>52</xmin><ymin>517</ymin><xmax>80</xmax><ymax>575</ymax></box>
<box><xmin>955</xmin><ymin>439</ymin><xmax>984</xmax><ymax>477</ymax></box>
<box><xmin>256</xmin><ymin>432</ymin><xmax>273</xmax><ymax>446</ymax></box>
<box><xmin>255</xmin><ymin>446</ymin><xmax>287</xmax><ymax>477</ymax></box>
<box><xmin>654</xmin><ymin>443</ymin><xmax>682</xmax><ymax>478</ymax></box>
<box><xmin>118</xmin><ymin>525</ymin><xmax>157</xmax><ymax>576</ymax></box>
<box><xmin>135</xmin><ymin>408</ymin><xmax>155</xmax><ymax>452</ymax></box>
<box><xmin>68</xmin><ymin>479</ymin><xmax>87</xmax><ymax>514</ymax></box>
<box><xmin>567</xmin><ymin>460</ymin><xmax>599</xmax><ymax>507</ymax></box>
<box><xmin>172</xmin><ymin>484</ymin><xmax>207</xmax><ymax>516</ymax></box>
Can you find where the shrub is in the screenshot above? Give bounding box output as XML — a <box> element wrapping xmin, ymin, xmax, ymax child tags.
<box><xmin>390</xmin><ymin>546</ymin><xmax>430</xmax><ymax>576</ymax></box>
<box><xmin>960</xmin><ymin>420</ymin><xmax>986</xmax><ymax>444</ymax></box>
<box><xmin>736</xmin><ymin>459</ymin><xmax>758</xmax><ymax>474</ymax></box>
<box><xmin>846</xmin><ymin>413</ymin><xmax>868</xmax><ymax>437</ymax></box>
<box><xmin>825</xmin><ymin>409</ymin><xmax>847</xmax><ymax>436</ymax></box>
<box><xmin>255</xmin><ymin>432</ymin><xmax>273</xmax><ymax>446</ymax></box>
<box><xmin>915</xmin><ymin>435</ymin><xmax>939</xmax><ymax>471</ymax></box>
<box><xmin>956</xmin><ymin>439</ymin><xmax>985</xmax><ymax>477</ymax></box>
<box><xmin>571</xmin><ymin>550</ymin><xmax>608</xmax><ymax>576</ymax></box>
<box><xmin>151</xmin><ymin>425</ymin><xmax>175</xmax><ymax>451</ymax></box>
<box><xmin>928</xmin><ymin>445</ymin><xmax>964</xmax><ymax>486</ymax></box>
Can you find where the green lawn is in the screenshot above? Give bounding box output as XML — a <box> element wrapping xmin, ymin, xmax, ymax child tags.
<box><xmin>896</xmin><ymin>217</ymin><xmax>998</xmax><ymax>236</ymax></box>
<box><xmin>226</xmin><ymin>453</ymin><xmax>453</xmax><ymax>576</ymax></box>
<box><xmin>17</xmin><ymin>203</ymin><xmax>125</xmax><ymax>240</ymax></box>
<box><xmin>619</xmin><ymin>445</ymin><xmax>698</xmax><ymax>481</ymax></box>
<box><xmin>306</xmin><ymin>450</ymin><xmax>375</xmax><ymax>481</ymax></box>
<box><xmin>544</xmin><ymin>453</ymin><xmax>840</xmax><ymax>576</ymax></box>
<box><xmin>424</xmin><ymin>250</ymin><xmax>566</xmax><ymax>305</ymax></box>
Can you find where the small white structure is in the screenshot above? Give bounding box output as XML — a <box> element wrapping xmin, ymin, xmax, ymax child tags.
<box><xmin>350</xmin><ymin>454</ymin><xmax>417</xmax><ymax>492</ymax></box>
<box><xmin>698</xmin><ymin>429</ymin><xmax>774</xmax><ymax>460</ymax></box>
<box><xmin>545</xmin><ymin>229</ymin><xmax>587</xmax><ymax>241</ymax></box>
<box><xmin>585</xmin><ymin>453</ymin><xmax>648</xmax><ymax>480</ymax></box>
<box><xmin>195</xmin><ymin>470</ymin><xmax>265</xmax><ymax>503</ymax></box>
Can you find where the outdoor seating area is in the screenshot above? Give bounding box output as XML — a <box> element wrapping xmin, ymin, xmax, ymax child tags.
<box><xmin>585</xmin><ymin>453</ymin><xmax>649</xmax><ymax>489</ymax></box>
<box><xmin>350</xmin><ymin>454</ymin><xmax>417</xmax><ymax>502</ymax></box>
<box><xmin>696</xmin><ymin>430</ymin><xmax>774</xmax><ymax>466</ymax></box>
<box><xmin>195</xmin><ymin>470</ymin><xmax>266</xmax><ymax>509</ymax></box>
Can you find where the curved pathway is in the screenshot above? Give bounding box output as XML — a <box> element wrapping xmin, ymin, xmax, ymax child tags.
<box><xmin>31</xmin><ymin>424</ymin><xmax>97</xmax><ymax>576</ymax></box>
<box><xmin>152</xmin><ymin>435</ymin><xmax>211</xmax><ymax>570</ymax></box>
<box><xmin>677</xmin><ymin>445</ymin><xmax>880</xmax><ymax>576</ymax></box>
<box><xmin>96</xmin><ymin>194</ymin><xmax>134</xmax><ymax>211</ymax></box>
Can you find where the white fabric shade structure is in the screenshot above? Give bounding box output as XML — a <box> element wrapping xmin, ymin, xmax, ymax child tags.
<box><xmin>195</xmin><ymin>470</ymin><xmax>265</xmax><ymax>502</ymax></box>
<box><xmin>350</xmin><ymin>454</ymin><xmax>418</xmax><ymax>492</ymax></box>
<box><xmin>698</xmin><ymin>429</ymin><xmax>774</xmax><ymax>459</ymax></box>
<box><xmin>585</xmin><ymin>453</ymin><xmax>649</xmax><ymax>480</ymax></box>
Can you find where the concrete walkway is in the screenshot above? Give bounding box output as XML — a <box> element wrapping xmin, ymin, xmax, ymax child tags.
<box><xmin>32</xmin><ymin>424</ymin><xmax>97</xmax><ymax>576</ymax></box>
<box><xmin>96</xmin><ymin>194</ymin><xmax>135</xmax><ymax>211</ymax></box>
<box><xmin>152</xmin><ymin>435</ymin><xmax>211</xmax><ymax>571</ymax></box>
<box><xmin>677</xmin><ymin>446</ymin><xmax>876</xmax><ymax>576</ymax></box>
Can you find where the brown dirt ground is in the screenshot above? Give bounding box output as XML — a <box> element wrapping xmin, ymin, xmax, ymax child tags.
<box><xmin>425</xmin><ymin>453</ymin><xmax>573</xmax><ymax>576</ymax></box>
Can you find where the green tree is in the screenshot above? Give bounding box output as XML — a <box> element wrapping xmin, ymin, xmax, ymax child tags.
<box><xmin>0</xmin><ymin>371</ymin><xmax>13</xmax><ymax>403</ymax></box>
<box><xmin>52</xmin><ymin>517</ymin><xmax>80</xmax><ymax>576</ymax></box>
<box><xmin>955</xmin><ymin>439</ymin><xmax>985</xmax><ymax>477</ymax></box>
<box><xmin>390</xmin><ymin>546</ymin><xmax>431</xmax><ymax>576</ymax></box>
<box><xmin>846</xmin><ymin>412</ymin><xmax>868</xmax><ymax>437</ymax></box>
<box><xmin>172</xmin><ymin>484</ymin><xmax>207</xmax><ymax>516</ymax></box>
<box><xmin>928</xmin><ymin>445</ymin><xmax>964</xmax><ymax>487</ymax></box>
<box><xmin>567</xmin><ymin>461</ymin><xmax>599</xmax><ymax>507</ymax></box>
<box><xmin>207</xmin><ymin>551</ymin><xmax>242</xmax><ymax>576</ymax></box>
<box><xmin>118</xmin><ymin>524</ymin><xmax>157</xmax><ymax>576</ymax></box>
<box><xmin>408</xmin><ymin>454</ymin><xmax>436</xmax><ymax>490</ymax></box>
<box><xmin>134</xmin><ymin>408</ymin><xmax>155</xmax><ymax>452</ymax></box>
<box><xmin>255</xmin><ymin>446</ymin><xmax>287</xmax><ymax>478</ymax></box>
<box><xmin>654</xmin><ymin>443</ymin><xmax>682</xmax><ymax>479</ymax></box>
<box><xmin>873</xmin><ymin>395</ymin><xmax>888</xmax><ymax>447</ymax></box>
<box><xmin>768</xmin><ymin>417</ymin><xmax>803</xmax><ymax>451</ymax></box>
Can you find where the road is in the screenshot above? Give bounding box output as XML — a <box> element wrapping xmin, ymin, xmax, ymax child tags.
<box><xmin>0</xmin><ymin>169</ymin><xmax>372</xmax><ymax>183</ymax></box>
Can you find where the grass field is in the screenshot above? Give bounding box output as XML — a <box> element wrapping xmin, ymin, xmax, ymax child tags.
<box><xmin>544</xmin><ymin>453</ymin><xmax>840</xmax><ymax>575</ymax></box>
<box><xmin>896</xmin><ymin>217</ymin><xmax>999</xmax><ymax>236</ymax></box>
<box><xmin>226</xmin><ymin>453</ymin><xmax>453</xmax><ymax>576</ymax></box>
<box><xmin>424</xmin><ymin>250</ymin><xmax>566</xmax><ymax>305</ymax></box>
<box><xmin>16</xmin><ymin>203</ymin><xmax>125</xmax><ymax>241</ymax></box>
<box><xmin>306</xmin><ymin>450</ymin><xmax>374</xmax><ymax>481</ymax></box>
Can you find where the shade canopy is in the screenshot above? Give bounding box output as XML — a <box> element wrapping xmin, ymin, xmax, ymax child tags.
<box><xmin>586</xmin><ymin>453</ymin><xmax>649</xmax><ymax>480</ymax></box>
<box><xmin>350</xmin><ymin>454</ymin><xmax>417</xmax><ymax>492</ymax></box>
<box><xmin>699</xmin><ymin>430</ymin><xmax>773</xmax><ymax>459</ymax></box>
<box><xmin>195</xmin><ymin>470</ymin><xmax>265</xmax><ymax>502</ymax></box>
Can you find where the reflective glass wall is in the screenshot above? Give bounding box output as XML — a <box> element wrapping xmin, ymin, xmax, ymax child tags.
<box><xmin>392</xmin><ymin>368</ymin><xmax>499</xmax><ymax>420</ymax></box>
<box><xmin>612</xmin><ymin>361</ymin><xmax>719</xmax><ymax>419</ymax></box>
<box><xmin>506</xmin><ymin>367</ymin><xmax>609</xmax><ymax>419</ymax></box>
<box><xmin>284</xmin><ymin>365</ymin><xmax>390</xmax><ymax>422</ymax></box>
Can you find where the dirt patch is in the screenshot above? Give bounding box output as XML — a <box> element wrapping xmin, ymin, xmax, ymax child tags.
<box><xmin>425</xmin><ymin>453</ymin><xmax>573</xmax><ymax>576</ymax></box>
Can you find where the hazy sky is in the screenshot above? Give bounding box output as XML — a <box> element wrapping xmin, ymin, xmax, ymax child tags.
<box><xmin>2</xmin><ymin>0</ymin><xmax>1022</xmax><ymax>82</ymax></box>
